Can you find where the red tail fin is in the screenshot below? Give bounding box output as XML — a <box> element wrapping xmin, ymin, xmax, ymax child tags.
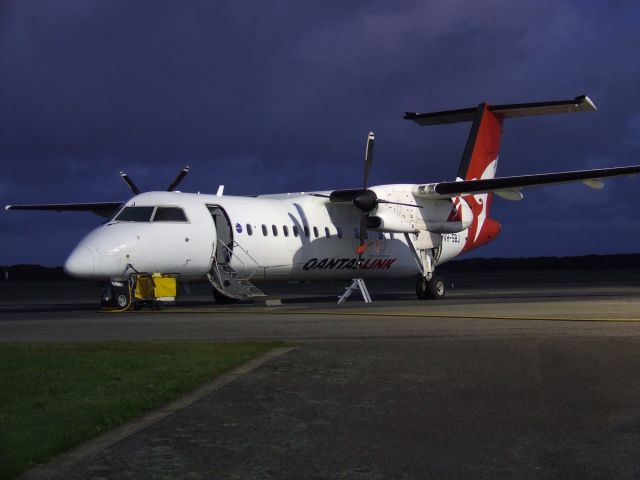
<box><xmin>455</xmin><ymin>104</ymin><xmax>502</xmax><ymax>251</ymax></box>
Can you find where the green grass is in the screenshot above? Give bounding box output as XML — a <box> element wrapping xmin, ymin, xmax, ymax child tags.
<box><xmin>0</xmin><ymin>341</ymin><xmax>282</xmax><ymax>480</ymax></box>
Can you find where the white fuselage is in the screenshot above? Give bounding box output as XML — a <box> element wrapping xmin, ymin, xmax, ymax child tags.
<box><xmin>63</xmin><ymin>187</ymin><xmax>470</xmax><ymax>282</ymax></box>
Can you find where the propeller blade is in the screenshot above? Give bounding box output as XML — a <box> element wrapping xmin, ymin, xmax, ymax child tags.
<box><xmin>356</xmin><ymin>213</ymin><xmax>369</xmax><ymax>267</ymax></box>
<box><xmin>363</xmin><ymin>132</ymin><xmax>374</xmax><ymax>189</ymax></box>
<box><xmin>167</xmin><ymin>166</ymin><xmax>190</xmax><ymax>192</ymax></box>
<box><xmin>119</xmin><ymin>171</ymin><xmax>141</xmax><ymax>195</ymax></box>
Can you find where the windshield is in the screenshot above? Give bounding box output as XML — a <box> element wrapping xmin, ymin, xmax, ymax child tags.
<box><xmin>113</xmin><ymin>205</ymin><xmax>189</xmax><ymax>222</ymax></box>
<box><xmin>153</xmin><ymin>207</ymin><xmax>188</xmax><ymax>222</ymax></box>
<box><xmin>114</xmin><ymin>206</ymin><xmax>155</xmax><ymax>222</ymax></box>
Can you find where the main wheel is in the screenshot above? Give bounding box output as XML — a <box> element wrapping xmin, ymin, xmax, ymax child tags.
<box><xmin>415</xmin><ymin>276</ymin><xmax>428</xmax><ymax>300</ymax></box>
<box><xmin>427</xmin><ymin>275</ymin><xmax>446</xmax><ymax>300</ymax></box>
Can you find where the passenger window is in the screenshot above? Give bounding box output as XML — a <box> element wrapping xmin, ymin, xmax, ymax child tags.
<box><xmin>353</xmin><ymin>227</ymin><xmax>359</xmax><ymax>239</ymax></box>
<box><xmin>293</xmin><ymin>226</ymin><xmax>299</xmax><ymax>237</ymax></box>
<box><xmin>115</xmin><ymin>206</ymin><xmax>155</xmax><ymax>222</ymax></box>
<box><xmin>324</xmin><ymin>227</ymin><xmax>330</xmax><ymax>238</ymax></box>
<box><xmin>378</xmin><ymin>232</ymin><xmax>384</xmax><ymax>240</ymax></box>
<box><xmin>272</xmin><ymin>225</ymin><xmax>278</xmax><ymax>236</ymax></box>
<box><xmin>247</xmin><ymin>224</ymin><xmax>253</xmax><ymax>236</ymax></box>
<box><xmin>336</xmin><ymin>226</ymin><xmax>343</xmax><ymax>239</ymax></box>
<box><xmin>153</xmin><ymin>207</ymin><xmax>188</xmax><ymax>222</ymax></box>
<box><xmin>389</xmin><ymin>233</ymin><xmax>395</xmax><ymax>240</ymax></box>
<box><xmin>303</xmin><ymin>226</ymin><xmax>310</xmax><ymax>238</ymax></box>
<box><xmin>283</xmin><ymin>225</ymin><xmax>289</xmax><ymax>237</ymax></box>
<box><xmin>262</xmin><ymin>224</ymin><xmax>268</xmax><ymax>236</ymax></box>
<box><xmin>313</xmin><ymin>226</ymin><xmax>319</xmax><ymax>238</ymax></box>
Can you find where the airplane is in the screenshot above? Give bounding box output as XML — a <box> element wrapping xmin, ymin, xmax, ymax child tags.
<box><xmin>6</xmin><ymin>95</ymin><xmax>640</xmax><ymax>307</ymax></box>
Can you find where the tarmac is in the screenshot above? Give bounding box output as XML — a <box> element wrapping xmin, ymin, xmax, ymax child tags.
<box><xmin>3</xmin><ymin>269</ymin><xmax>640</xmax><ymax>479</ymax></box>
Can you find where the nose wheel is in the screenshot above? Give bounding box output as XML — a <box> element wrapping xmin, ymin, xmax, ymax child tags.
<box><xmin>416</xmin><ymin>274</ymin><xmax>446</xmax><ymax>300</ymax></box>
<box><xmin>101</xmin><ymin>283</ymin><xmax>132</xmax><ymax>308</ymax></box>
<box><xmin>114</xmin><ymin>288</ymin><xmax>130</xmax><ymax>308</ymax></box>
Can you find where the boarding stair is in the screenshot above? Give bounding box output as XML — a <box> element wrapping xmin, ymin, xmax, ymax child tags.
<box><xmin>207</xmin><ymin>241</ymin><xmax>267</xmax><ymax>301</ymax></box>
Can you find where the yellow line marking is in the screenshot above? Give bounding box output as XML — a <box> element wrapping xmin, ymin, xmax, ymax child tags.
<box><xmin>110</xmin><ymin>308</ymin><xmax>640</xmax><ymax>323</ymax></box>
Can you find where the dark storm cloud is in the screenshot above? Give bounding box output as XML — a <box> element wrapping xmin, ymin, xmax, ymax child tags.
<box><xmin>2</xmin><ymin>0</ymin><xmax>640</xmax><ymax>265</ymax></box>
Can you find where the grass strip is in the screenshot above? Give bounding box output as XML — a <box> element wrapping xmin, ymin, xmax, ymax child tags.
<box><xmin>0</xmin><ymin>341</ymin><xmax>282</xmax><ymax>480</ymax></box>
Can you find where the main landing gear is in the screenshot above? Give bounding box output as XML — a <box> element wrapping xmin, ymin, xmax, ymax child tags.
<box><xmin>415</xmin><ymin>274</ymin><xmax>446</xmax><ymax>300</ymax></box>
<box><xmin>402</xmin><ymin>233</ymin><xmax>446</xmax><ymax>300</ymax></box>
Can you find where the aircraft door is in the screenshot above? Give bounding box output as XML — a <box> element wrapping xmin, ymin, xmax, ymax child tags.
<box><xmin>207</xmin><ymin>205</ymin><xmax>233</xmax><ymax>264</ymax></box>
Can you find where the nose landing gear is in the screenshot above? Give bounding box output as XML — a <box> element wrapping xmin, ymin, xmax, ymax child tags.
<box><xmin>101</xmin><ymin>282</ymin><xmax>132</xmax><ymax>308</ymax></box>
<box><xmin>101</xmin><ymin>273</ymin><xmax>176</xmax><ymax>310</ymax></box>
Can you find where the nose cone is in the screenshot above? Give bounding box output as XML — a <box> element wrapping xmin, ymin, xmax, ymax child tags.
<box><xmin>64</xmin><ymin>246</ymin><xmax>96</xmax><ymax>278</ymax></box>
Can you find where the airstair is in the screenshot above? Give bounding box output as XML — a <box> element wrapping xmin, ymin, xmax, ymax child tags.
<box><xmin>207</xmin><ymin>241</ymin><xmax>267</xmax><ymax>302</ymax></box>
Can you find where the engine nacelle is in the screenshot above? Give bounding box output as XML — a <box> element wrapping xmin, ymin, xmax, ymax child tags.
<box><xmin>367</xmin><ymin>213</ymin><xmax>418</xmax><ymax>233</ymax></box>
<box><xmin>426</xmin><ymin>221</ymin><xmax>470</xmax><ymax>234</ymax></box>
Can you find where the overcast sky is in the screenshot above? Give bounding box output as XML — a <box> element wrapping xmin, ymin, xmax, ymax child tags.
<box><xmin>2</xmin><ymin>0</ymin><xmax>640</xmax><ymax>266</ymax></box>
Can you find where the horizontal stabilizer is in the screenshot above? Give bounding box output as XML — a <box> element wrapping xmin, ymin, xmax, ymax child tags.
<box><xmin>5</xmin><ymin>201</ymin><xmax>123</xmax><ymax>218</ymax></box>
<box><xmin>405</xmin><ymin>95</ymin><xmax>596</xmax><ymax>126</ymax></box>
<box><xmin>413</xmin><ymin>164</ymin><xmax>640</xmax><ymax>199</ymax></box>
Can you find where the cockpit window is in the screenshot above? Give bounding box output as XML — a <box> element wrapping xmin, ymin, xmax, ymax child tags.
<box><xmin>153</xmin><ymin>207</ymin><xmax>188</xmax><ymax>222</ymax></box>
<box><xmin>113</xmin><ymin>206</ymin><xmax>188</xmax><ymax>223</ymax></box>
<box><xmin>115</xmin><ymin>206</ymin><xmax>155</xmax><ymax>222</ymax></box>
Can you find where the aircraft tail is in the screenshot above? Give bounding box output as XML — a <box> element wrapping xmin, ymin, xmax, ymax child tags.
<box><xmin>405</xmin><ymin>95</ymin><xmax>597</xmax><ymax>251</ymax></box>
<box><xmin>454</xmin><ymin>104</ymin><xmax>503</xmax><ymax>251</ymax></box>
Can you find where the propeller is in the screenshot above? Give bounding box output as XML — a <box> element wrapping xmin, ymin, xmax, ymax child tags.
<box><xmin>119</xmin><ymin>166</ymin><xmax>190</xmax><ymax>195</ymax></box>
<box><xmin>119</xmin><ymin>171</ymin><xmax>141</xmax><ymax>195</ymax></box>
<box><xmin>363</xmin><ymin>131</ymin><xmax>374</xmax><ymax>190</ymax></box>
<box><xmin>313</xmin><ymin>133</ymin><xmax>422</xmax><ymax>268</ymax></box>
<box><xmin>167</xmin><ymin>166</ymin><xmax>190</xmax><ymax>192</ymax></box>
<box><xmin>356</xmin><ymin>132</ymin><xmax>376</xmax><ymax>266</ymax></box>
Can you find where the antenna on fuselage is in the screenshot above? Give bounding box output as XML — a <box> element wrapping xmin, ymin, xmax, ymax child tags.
<box><xmin>216</xmin><ymin>185</ymin><xmax>224</xmax><ymax>196</ymax></box>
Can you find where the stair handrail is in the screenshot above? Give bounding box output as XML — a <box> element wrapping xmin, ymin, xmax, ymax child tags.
<box><xmin>219</xmin><ymin>240</ymin><xmax>260</xmax><ymax>281</ymax></box>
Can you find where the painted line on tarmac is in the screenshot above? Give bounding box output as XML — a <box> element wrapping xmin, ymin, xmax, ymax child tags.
<box><xmin>18</xmin><ymin>346</ymin><xmax>297</xmax><ymax>480</ymax></box>
<box><xmin>293</xmin><ymin>311</ymin><xmax>640</xmax><ymax>323</ymax></box>
<box><xmin>125</xmin><ymin>307</ymin><xmax>640</xmax><ymax>323</ymax></box>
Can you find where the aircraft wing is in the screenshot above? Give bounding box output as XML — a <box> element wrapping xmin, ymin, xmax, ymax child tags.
<box><xmin>4</xmin><ymin>201</ymin><xmax>123</xmax><ymax>218</ymax></box>
<box><xmin>413</xmin><ymin>165</ymin><xmax>640</xmax><ymax>200</ymax></box>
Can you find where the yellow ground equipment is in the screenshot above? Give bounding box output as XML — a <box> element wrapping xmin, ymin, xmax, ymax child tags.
<box><xmin>133</xmin><ymin>273</ymin><xmax>177</xmax><ymax>310</ymax></box>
